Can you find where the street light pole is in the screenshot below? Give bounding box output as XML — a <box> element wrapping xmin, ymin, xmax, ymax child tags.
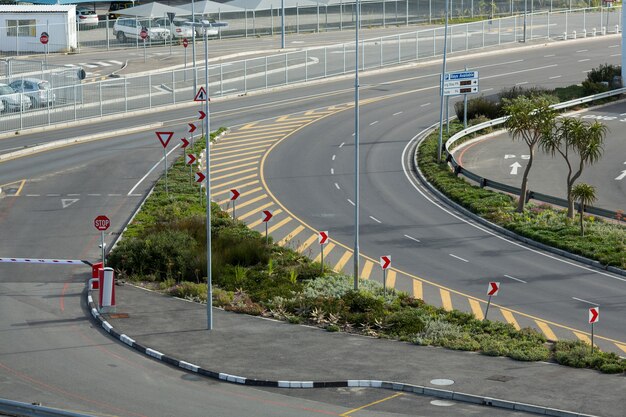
<box><xmin>523</xmin><ymin>0</ymin><xmax>527</xmax><ymax>42</ymax></box>
<box><xmin>353</xmin><ymin>0</ymin><xmax>361</xmax><ymax>290</ymax></box>
<box><xmin>192</xmin><ymin>0</ymin><xmax>197</xmax><ymax>92</ymax></box>
<box><xmin>203</xmin><ymin>25</ymin><xmax>213</xmax><ymax>330</ymax></box>
<box><xmin>437</xmin><ymin>0</ymin><xmax>450</xmax><ymax>162</ymax></box>
<box><xmin>281</xmin><ymin>0</ymin><xmax>285</xmax><ymax>48</ymax></box>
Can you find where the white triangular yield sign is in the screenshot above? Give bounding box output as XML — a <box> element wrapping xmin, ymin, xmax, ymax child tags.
<box><xmin>194</xmin><ymin>87</ymin><xmax>207</xmax><ymax>102</ymax></box>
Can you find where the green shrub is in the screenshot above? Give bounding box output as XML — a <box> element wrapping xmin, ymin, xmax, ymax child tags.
<box><xmin>454</xmin><ymin>96</ymin><xmax>501</xmax><ymax>121</ymax></box>
<box><xmin>384</xmin><ymin>309</ymin><xmax>425</xmax><ymax>336</ymax></box>
<box><xmin>553</xmin><ymin>340</ymin><xmax>626</xmax><ymax>373</ymax></box>
<box><xmin>507</xmin><ymin>341</ymin><xmax>550</xmax><ymax>361</ymax></box>
<box><xmin>170</xmin><ymin>281</ymin><xmax>207</xmax><ymax>302</ymax></box>
<box><xmin>327</xmin><ymin>324</ymin><xmax>340</xmax><ymax>332</ymax></box>
<box><xmin>586</xmin><ymin>63</ymin><xmax>621</xmax><ymax>84</ymax></box>
<box><xmin>480</xmin><ymin>337</ymin><xmax>510</xmax><ymax>356</ymax></box>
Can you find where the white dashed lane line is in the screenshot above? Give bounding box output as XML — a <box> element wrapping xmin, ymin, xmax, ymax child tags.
<box><xmin>609</xmin><ymin>45</ymin><xmax>619</xmax><ymax>48</ymax></box>
<box><xmin>330</xmin><ymin>168</ymin><xmax>334</xmax><ymax>175</ymax></box>
<box><xmin>370</xmin><ymin>121</ymin><xmax>379</xmax><ymax>126</ymax></box>
<box><xmin>572</xmin><ymin>297</ymin><xmax>599</xmax><ymax>306</ymax></box>
<box><xmin>449</xmin><ymin>254</ymin><xmax>469</xmax><ymax>263</ymax></box>
<box><xmin>420</xmin><ymin>102</ymin><xmax>431</xmax><ymax>107</ymax></box>
<box><xmin>549</xmin><ymin>75</ymin><xmax>561</xmax><ymax>79</ymax></box>
<box><xmin>332</xmin><ymin>154</ymin><xmax>336</xmax><ymax>161</ymax></box>
<box><xmin>404</xmin><ymin>234</ymin><xmax>420</xmax><ymax>243</ymax></box>
<box><xmin>515</xmin><ymin>81</ymin><xmax>528</xmax><ymax>86</ymax></box>
<box><xmin>393</xmin><ymin>111</ymin><xmax>403</xmax><ymax>116</ymax></box>
<box><xmin>369</xmin><ymin>216</ymin><xmax>381</xmax><ymax>224</ymax></box>
<box><xmin>482</xmin><ymin>88</ymin><xmax>493</xmax><ymax>92</ymax></box>
<box><xmin>347</xmin><ymin>199</ymin><xmax>355</xmax><ymax>206</ymax></box>
<box><xmin>504</xmin><ymin>274</ymin><xmax>527</xmax><ymax>283</ymax></box>
<box><xmin>575</xmin><ymin>49</ymin><xmax>588</xmax><ymax>53</ymax></box>
<box><xmin>334</xmin><ymin>183</ymin><xmax>341</xmax><ymax>190</ymax></box>
<box><xmin>339</xmin><ymin>142</ymin><xmax>345</xmax><ymax>148</ymax></box>
<box><xmin>544</xmin><ymin>54</ymin><xmax>556</xmax><ymax>57</ymax></box>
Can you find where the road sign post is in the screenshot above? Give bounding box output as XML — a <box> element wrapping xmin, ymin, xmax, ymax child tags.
<box><xmin>195</xmin><ymin>171</ymin><xmax>205</xmax><ymax>204</ymax></box>
<box><xmin>182</xmin><ymin>138</ymin><xmax>192</xmax><ymax>182</ymax></box>
<box><xmin>141</xmin><ymin>27</ymin><xmax>148</xmax><ymax>63</ymax></box>
<box><xmin>589</xmin><ymin>307</ymin><xmax>599</xmax><ymax>353</ymax></box>
<box><xmin>230</xmin><ymin>189</ymin><xmax>240</xmax><ymax>219</ymax></box>
<box><xmin>262</xmin><ymin>210</ymin><xmax>273</xmax><ymax>244</ymax></box>
<box><xmin>380</xmin><ymin>256</ymin><xmax>391</xmax><ymax>297</ymax></box>
<box><xmin>156</xmin><ymin>132</ymin><xmax>174</xmax><ymax>197</ymax></box>
<box><xmin>318</xmin><ymin>231</ymin><xmax>328</xmax><ymax>274</ymax></box>
<box><xmin>183</xmin><ymin>38</ymin><xmax>188</xmax><ymax>80</ymax></box>
<box><xmin>94</xmin><ymin>215</ymin><xmax>110</xmax><ymax>266</ymax></box>
<box><xmin>483</xmin><ymin>281</ymin><xmax>500</xmax><ymax>321</ymax></box>
<box><xmin>40</xmin><ymin>28</ymin><xmax>49</xmax><ymax>64</ymax></box>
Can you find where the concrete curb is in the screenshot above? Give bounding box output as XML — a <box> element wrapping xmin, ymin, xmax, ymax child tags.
<box><xmin>84</xmin><ymin>291</ymin><xmax>597</xmax><ymax>417</ymax></box>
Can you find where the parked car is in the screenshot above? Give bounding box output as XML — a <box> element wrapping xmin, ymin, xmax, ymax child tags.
<box><xmin>9</xmin><ymin>79</ymin><xmax>56</xmax><ymax>107</ymax></box>
<box><xmin>153</xmin><ymin>17</ymin><xmax>193</xmax><ymax>39</ymax></box>
<box><xmin>108</xmin><ymin>1</ymin><xmax>137</xmax><ymax>20</ymax></box>
<box><xmin>113</xmin><ymin>17</ymin><xmax>170</xmax><ymax>42</ymax></box>
<box><xmin>76</xmin><ymin>7</ymin><xmax>99</xmax><ymax>28</ymax></box>
<box><xmin>0</xmin><ymin>84</ymin><xmax>31</xmax><ymax>112</ymax></box>
<box><xmin>184</xmin><ymin>16</ymin><xmax>220</xmax><ymax>37</ymax></box>
<box><xmin>0</xmin><ymin>100</ymin><xmax>4</xmax><ymax>113</ymax></box>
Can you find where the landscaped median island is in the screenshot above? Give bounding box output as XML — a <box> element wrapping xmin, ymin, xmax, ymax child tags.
<box><xmin>106</xmin><ymin>125</ymin><xmax>625</xmax><ymax>375</ymax></box>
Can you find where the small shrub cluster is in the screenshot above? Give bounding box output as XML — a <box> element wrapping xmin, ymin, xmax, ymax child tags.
<box><xmin>553</xmin><ymin>340</ymin><xmax>626</xmax><ymax>374</ymax></box>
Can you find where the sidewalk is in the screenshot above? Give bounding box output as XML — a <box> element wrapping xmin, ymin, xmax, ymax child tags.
<box><xmin>98</xmin><ymin>285</ymin><xmax>625</xmax><ymax>417</ymax></box>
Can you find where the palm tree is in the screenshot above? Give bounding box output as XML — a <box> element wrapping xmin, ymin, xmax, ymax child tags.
<box><xmin>570</xmin><ymin>183</ymin><xmax>597</xmax><ymax>236</ymax></box>
<box><xmin>503</xmin><ymin>95</ymin><xmax>558</xmax><ymax>213</ymax></box>
<box><xmin>541</xmin><ymin>118</ymin><xmax>606</xmax><ymax>219</ymax></box>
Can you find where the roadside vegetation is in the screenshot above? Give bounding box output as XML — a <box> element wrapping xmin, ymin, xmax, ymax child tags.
<box><xmin>108</xmin><ymin>121</ymin><xmax>625</xmax><ymax>374</ymax></box>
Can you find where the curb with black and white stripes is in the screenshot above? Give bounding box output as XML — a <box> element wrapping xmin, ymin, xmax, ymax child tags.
<box><xmin>86</xmin><ymin>292</ymin><xmax>597</xmax><ymax>417</ymax></box>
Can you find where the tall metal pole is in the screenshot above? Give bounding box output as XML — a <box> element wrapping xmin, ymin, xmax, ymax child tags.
<box><xmin>622</xmin><ymin>3</ymin><xmax>625</xmax><ymax>86</ymax></box>
<box><xmin>281</xmin><ymin>0</ymin><xmax>286</xmax><ymax>48</ymax></box>
<box><xmin>437</xmin><ymin>0</ymin><xmax>450</xmax><ymax>162</ymax></box>
<box><xmin>353</xmin><ymin>0</ymin><xmax>361</xmax><ymax>290</ymax></box>
<box><xmin>523</xmin><ymin>0</ymin><xmax>527</xmax><ymax>42</ymax></box>
<box><xmin>192</xmin><ymin>0</ymin><xmax>197</xmax><ymax>92</ymax></box>
<box><xmin>204</xmin><ymin>28</ymin><xmax>213</xmax><ymax>330</ymax></box>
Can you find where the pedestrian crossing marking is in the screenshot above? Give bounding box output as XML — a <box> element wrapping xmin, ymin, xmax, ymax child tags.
<box><xmin>535</xmin><ymin>320</ymin><xmax>558</xmax><ymax>341</ymax></box>
<box><xmin>212</xmin><ymin>167</ymin><xmax>258</xmax><ymax>183</ymax></box>
<box><xmin>231</xmin><ymin>193</ymin><xmax>267</xmax><ymax>210</ymax></box>
<box><xmin>361</xmin><ymin>260</ymin><xmax>373</xmax><ymax>280</ymax></box>
<box><xmin>277</xmin><ymin>225</ymin><xmax>305</xmax><ymax>247</ymax></box>
<box><xmin>217</xmin><ymin>187</ymin><xmax>263</xmax><ymax>205</ymax></box>
<box><xmin>314</xmin><ymin>242</ymin><xmax>335</xmax><ymax>263</ymax></box>
<box><xmin>439</xmin><ymin>289</ymin><xmax>453</xmax><ymax>311</ymax></box>
<box><xmin>238</xmin><ymin>202</ymin><xmax>273</xmax><ymax>221</ymax></box>
<box><xmin>469</xmin><ymin>299</ymin><xmax>484</xmax><ymax>320</ymax></box>
<box><xmin>213</xmin><ymin>161</ymin><xmax>258</xmax><ymax>175</ymax></box>
<box><xmin>267</xmin><ymin>216</ymin><xmax>292</xmax><ymax>234</ymax></box>
<box><xmin>333</xmin><ymin>250</ymin><xmax>352</xmax><ymax>272</ymax></box>
<box><xmin>248</xmin><ymin>209</ymin><xmax>283</xmax><ymax>228</ymax></box>
<box><xmin>412</xmin><ymin>280</ymin><xmax>422</xmax><ymax>300</ymax></box>
<box><xmin>296</xmin><ymin>234</ymin><xmax>318</xmax><ymax>254</ymax></box>
<box><xmin>386</xmin><ymin>270</ymin><xmax>396</xmax><ymax>289</ymax></box>
<box><xmin>501</xmin><ymin>309</ymin><xmax>520</xmax><ymax>330</ymax></box>
<box><xmin>212</xmin><ymin>180</ymin><xmax>259</xmax><ymax>196</ymax></box>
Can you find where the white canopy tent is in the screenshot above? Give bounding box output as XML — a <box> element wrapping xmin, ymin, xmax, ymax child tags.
<box><xmin>224</xmin><ymin>0</ymin><xmax>321</xmax><ymax>11</ymax></box>
<box><xmin>119</xmin><ymin>2</ymin><xmax>192</xmax><ymax>18</ymax></box>
<box><xmin>180</xmin><ymin>1</ymin><xmax>245</xmax><ymax>14</ymax></box>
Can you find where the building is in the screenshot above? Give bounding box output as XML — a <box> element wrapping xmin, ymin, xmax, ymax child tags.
<box><xmin>0</xmin><ymin>5</ymin><xmax>77</xmax><ymax>54</ymax></box>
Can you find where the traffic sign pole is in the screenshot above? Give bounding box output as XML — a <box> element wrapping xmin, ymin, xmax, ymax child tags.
<box><xmin>484</xmin><ymin>294</ymin><xmax>492</xmax><ymax>321</ymax></box>
<box><xmin>164</xmin><ymin>147</ymin><xmax>168</xmax><ymax>196</ymax></box>
<box><xmin>591</xmin><ymin>322</ymin><xmax>595</xmax><ymax>354</ymax></box>
<box><xmin>101</xmin><ymin>231</ymin><xmax>105</xmax><ymax>266</ymax></box>
<box><xmin>383</xmin><ymin>268</ymin><xmax>387</xmax><ymax>297</ymax></box>
<box><xmin>484</xmin><ymin>282</ymin><xmax>500</xmax><ymax>321</ymax></box>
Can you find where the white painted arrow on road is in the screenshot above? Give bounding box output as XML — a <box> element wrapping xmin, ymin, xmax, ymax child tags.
<box><xmin>616</xmin><ymin>170</ymin><xmax>626</xmax><ymax>181</ymax></box>
<box><xmin>510</xmin><ymin>162</ymin><xmax>522</xmax><ymax>175</ymax></box>
<box><xmin>61</xmin><ymin>199</ymin><xmax>79</xmax><ymax>208</ymax></box>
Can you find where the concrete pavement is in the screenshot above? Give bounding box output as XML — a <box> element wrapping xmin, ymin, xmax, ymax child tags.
<box><xmin>97</xmin><ymin>284</ymin><xmax>625</xmax><ymax>417</ymax></box>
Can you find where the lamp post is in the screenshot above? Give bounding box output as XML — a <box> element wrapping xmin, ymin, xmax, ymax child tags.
<box><xmin>353</xmin><ymin>0</ymin><xmax>361</xmax><ymax>290</ymax></box>
<box><xmin>192</xmin><ymin>0</ymin><xmax>197</xmax><ymax>92</ymax></box>
<box><xmin>281</xmin><ymin>0</ymin><xmax>286</xmax><ymax>48</ymax></box>
<box><xmin>437</xmin><ymin>0</ymin><xmax>450</xmax><ymax>162</ymax></box>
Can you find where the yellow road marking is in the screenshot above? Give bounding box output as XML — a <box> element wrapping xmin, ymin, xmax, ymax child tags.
<box><xmin>212</xmin><ymin>167</ymin><xmax>258</xmax><ymax>183</ymax></box>
<box><xmin>469</xmin><ymin>299</ymin><xmax>484</xmax><ymax>320</ymax></box>
<box><xmin>276</xmin><ymin>115</ymin><xmax>318</xmax><ymax>122</ymax></box>
<box><xmin>237</xmin><ymin>124</ymin><xmax>303</xmax><ymax>132</ymax></box>
<box><xmin>212</xmin><ymin>149</ymin><xmax>265</xmax><ymax>162</ymax></box>
<box><xmin>15</xmin><ymin>179</ymin><xmax>26</xmax><ymax>196</ymax></box>
<box><xmin>213</xmin><ymin>161</ymin><xmax>258</xmax><ymax>175</ymax></box>
<box><xmin>535</xmin><ymin>320</ymin><xmax>558</xmax><ymax>341</ymax></box>
<box><xmin>333</xmin><ymin>250</ymin><xmax>352</xmax><ymax>272</ymax></box>
<box><xmin>361</xmin><ymin>260</ymin><xmax>373</xmax><ymax>280</ymax></box>
<box><xmin>217</xmin><ymin>187</ymin><xmax>263</xmax><ymax>205</ymax></box>
<box><xmin>574</xmin><ymin>332</ymin><xmax>592</xmax><ymax>346</ymax></box>
<box><xmin>296</xmin><ymin>234</ymin><xmax>318</xmax><ymax>254</ymax></box>
<box><xmin>412</xmin><ymin>280</ymin><xmax>423</xmax><ymax>300</ymax></box>
<box><xmin>314</xmin><ymin>242</ymin><xmax>335</xmax><ymax>263</ymax></box>
<box><xmin>238</xmin><ymin>202</ymin><xmax>273</xmax><ymax>221</ymax></box>
<box><xmin>439</xmin><ymin>289</ymin><xmax>453</xmax><ymax>311</ymax></box>
<box><xmin>214</xmin><ymin>138</ymin><xmax>278</xmax><ymax>151</ymax></box>
<box><xmin>340</xmin><ymin>393</ymin><xmax>404</xmax><ymax>417</ymax></box>
<box><xmin>212</xmin><ymin>155</ymin><xmax>260</xmax><ymax>168</ymax></box>
<box><xmin>239</xmin><ymin>122</ymin><xmax>258</xmax><ymax>130</ymax></box>
<box><xmin>211</xmin><ymin>143</ymin><xmax>271</xmax><ymax>157</ymax></box>
<box><xmin>277</xmin><ymin>225</ymin><xmax>305</xmax><ymax>247</ymax></box>
<box><xmin>501</xmin><ymin>309</ymin><xmax>521</xmax><ymax>330</ymax></box>
<box><xmin>232</xmin><ymin>194</ymin><xmax>268</xmax><ymax>210</ymax></box>
<box><xmin>385</xmin><ymin>270</ymin><xmax>396</xmax><ymax>289</ymax></box>
<box><xmin>212</xmin><ymin>180</ymin><xmax>259</xmax><ymax>197</ymax></box>
<box><xmin>248</xmin><ymin>209</ymin><xmax>283</xmax><ymax>228</ymax></box>
<box><xmin>616</xmin><ymin>343</ymin><xmax>626</xmax><ymax>354</ymax></box>
<box><xmin>213</xmin><ymin>174</ymin><xmax>258</xmax><ymax>190</ymax></box>
<box><xmin>267</xmin><ymin>216</ymin><xmax>292</xmax><ymax>233</ymax></box>
<box><xmin>222</xmin><ymin>129</ymin><xmax>295</xmax><ymax>140</ymax></box>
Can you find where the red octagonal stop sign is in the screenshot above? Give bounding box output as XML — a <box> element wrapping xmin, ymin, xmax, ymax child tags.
<box><xmin>182</xmin><ymin>38</ymin><xmax>189</xmax><ymax>48</ymax></box>
<box><xmin>94</xmin><ymin>215</ymin><xmax>110</xmax><ymax>231</ymax></box>
<box><xmin>40</xmin><ymin>32</ymin><xmax>49</xmax><ymax>45</ymax></box>
<box><xmin>140</xmin><ymin>29</ymin><xmax>148</xmax><ymax>40</ymax></box>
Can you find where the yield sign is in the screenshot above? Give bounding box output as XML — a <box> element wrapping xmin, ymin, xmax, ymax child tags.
<box><xmin>380</xmin><ymin>255</ymin><xmax>391</xmax><ymax>270</ymax></box>
<box><xmin>198</xmin><ymin>110</ymin><xmax>206</xmax><ymax>120</ymax></box>
<box><xmin>487</xmin><ymin>282</ymin><xmax>500</xmax><ymax>296</ymax></box>
<box><xmin>318</xmin><ymin>231</ymin><xmax>329</xmax><ymax>245</ymax></box>
<box><xmin>262</xmin><ymin>210</ymin><xmax>273</xmax><ymax>222</ymax></box>
<box><xmin>186</xmin><ymin>154</ymin><xmax>196</xmax><ymax>165</ymax></box>
<box><xmin>194</xmin><ymin>87</ymin><xmax>208</xmax><ymax>102</ymax></box>
<box><xmin>156</xmin><ymin>131</ymin><xmax>174</xmax><ymax>148</ymax></box>
<box><xmin>589</xmin><ymin>307</ymin><xmax>599</xmax><ymax>324</ymax></box>
<box><xmin>188</xmin><ymin>123</ymin><xmax>196</xmax><ymax>134</ymax></box>
<box><xmin>195</xmin><ymin>172</ymin><xmax>206</xmax><ymax>183</ymax></box>
<box><xmin>230</xmin><ymin>189</ymin><xmax>240</xmax><ymax>200</ymax></box>
<box><xmin>181</xmin><ymin>137</ymin><xmax>190</xmax><ymax>148</ymax></box>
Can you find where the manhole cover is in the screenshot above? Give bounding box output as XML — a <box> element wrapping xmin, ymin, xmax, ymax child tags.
<box><xmin>430</xmin><ymin>378</ymin><xmax>454</xmax><ymax>386</ymax></box>
<box><xmin>431</xmin><ymin>400</ymin><xmax>455</xmax><ymax>407</ymax></box>
<box><xmin>486</xmin><ymin>375</ymin><xmax>514</xmax><ymax>382</ymax></box>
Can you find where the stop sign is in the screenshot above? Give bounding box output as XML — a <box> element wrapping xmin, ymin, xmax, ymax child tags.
<box><xmin>140</xmin><ymin>29</ymin><xmax>148</xmax><ymax>40</ymax></box>
<box><xmin>94</xmin><ymin>215</ymin><xmax>110</xmax><ymax>231</ymax></box>
<box><xmin>40</xmin><ymin>31</ymin><xmax>49</xmax><ymax>45</ymax></box>
<box><xmin>182</xmin><ymin>38</ymin><xmax>188</xmax><ymax>48</ymax></box>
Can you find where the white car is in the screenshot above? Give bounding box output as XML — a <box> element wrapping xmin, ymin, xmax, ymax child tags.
<box><xmin>153</xmin><ymin>17</ymin><xmax>193</xmax><ymax>39</ymax></box>
<box><xmin>184</xmin><ymin>17</ymin><xmax>220</xmax><ymax>38</ymax></box>
<box><xmin>0</xmin><ymin>83</ymin><xmax>31</xmax><ymax>112</ymax></box>
<box><xmin>113</xmin><ymin>18</ymin><xmax>171</xmax><ymax>42</ymax></box>
<box><xmin>76</xmin><ymin>7</ymin><xmax>99</xmax><ymax>28</ymax></box>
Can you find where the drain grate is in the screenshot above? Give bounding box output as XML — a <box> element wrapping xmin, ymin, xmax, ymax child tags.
<box><xmin>486</xmin><ymin>375</ymin><xmax>514</xmax><ymax>382</ymax></box>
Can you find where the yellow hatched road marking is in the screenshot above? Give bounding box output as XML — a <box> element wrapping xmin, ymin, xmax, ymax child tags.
<box><xmin>277</xmin><ymin>225</ymin><xmax>305</xmax><ymax>247</ymax></box>
<box><xmin>361</xmin><ymin>261</ymin><xmax>373</xmax><ymax>280</ymax></box>
<box><xmin>333</xmin><ymin>250</ymin><xmax>352</xmax><ymax>272</ymax></box>
<box><xmin>212</xmin><ymin>155</ymin><xmax>260</xmax><ymax>168</ymax></box>
<box><xmin>501</xmin><ymin>309</ymin><xmax>521</xmax><ymax>330</ymax></box>
<box><xmin>439</xmin><ymin>289</ymin><xmax>453</xmax><ymax>311</ymax></box>
<box><xmin>212</xmin><ymin>180</ymin><xmax>259</xmax><ymax>196</ymax></box>
<box><xmin>213</xmin><ymin>174</ymin><xmax>258</xmax><ymax>190</ymax></box>
<box><xmin>239</xmin><ymin>122</ymin><xmax>258</xmax><ymax>130</ymax></box>
<box><xmin>535</xmin><ymin>320</ymin><xmax>558</xmax><ymax>341</ymax></box>
<box><xmin>616</xmin><ymin>343</ymin><xmax>626</xmax><ymax>354</ymax></box>
<box><xmin>412</xmin><ymin>280</ymin><xmax>423</xmax><ymax>300</ymax></box>
<box><xmin>212</xmin><ymin>149</ymin><xmax>265</xmax><ymax>162</ymax></box>
<box><xmin>267</xmin><ymin>216</ymin><xmax>292</xmax><ymax>234</ymax></box>
<box><xmin>238</xmin><ymin>202</ymin><xmax>273</xmax><ymax>221</ymax></box>
<box><xmin>574</xmin><ymin>332</ymin><xmax>592</xmax><ymax>345</ymax></box>
<box><xmin>237</xmin><ymin>124</ymin><xmax>303</xmax><ymax>133</ymax></box>
<box><xmin>217</xmin><ymin>187</ymin><xmax>263</xmax><ymax>205</ymax></box>
<box><xmin>212</xmin><ymin>167</ymin><xmax>258</xmax><ymax>183</ymax></box>
<box><xmin>213</xmin><ymin>161</ymin><xmax>258</xmax><ymax>175</ymax></box>
<box><xmin>248</xmin><ymin>209</ymin><xmax>283</xmax><ymax>228</ymax></box>
<box><xmin>296</xmin><ymin>234</ymin><xmax>318</xmax><ymax>254</ymax></box>
<box><xmin>276</xmin><ymin>115</ymin><xmax>319</xmax><ymax>122</ymax></box>
<box><xmin>230</xmin><ymin>194</ymin><xmax>268</xmax><ymax>210</ymax></box>
<box><xmin>211</xmin><ymin>144</ymin><xmax>271</xmax><ymax>157</ymax></box>
<box><xmin>222</xmin><ymin>129</ymin><xmax>294</xmax><ymax>140</ymax></box>
<box><xmin>214</xmin><ymin>138</ymin><xmax>278</xmax><ymax>151</ymax></box>
<box><xmin>469</xmin><ymin>299</ymin><xmax>484</xmax><ymax>320</ymax></box>
<box><xmin>314</xmin><ymin>242</ymin><xmax>335</xmax><ymax>263</ymax></box>
<box><xmin>385</xmin><ymin>270</ymin><xmax>396</xmax><ymax>289</ymax></box>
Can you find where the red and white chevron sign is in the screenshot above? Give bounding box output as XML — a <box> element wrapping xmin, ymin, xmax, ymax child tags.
<box><xmin>318</xmin><ymin>231</ymin><xmax>328</xmax><ymax>245</ymax></box>
<box><xmin>589</xmin><ymin>307</ymin><xmax>599</xmax><ymax>324</ymax></box>
<box><xmin>487</xmin><ymin>282</ymin><xmax>500</xmax><ymax>296</ymax></box>
<box><xmin>0</xmin><ymin>258</ymin><xmax>87</xmax><ymax>265</ymax></box>
<box><xmin>380</xmin><ymin>255</ymin><xmax>391</xmax><ymax>270</ymax></box>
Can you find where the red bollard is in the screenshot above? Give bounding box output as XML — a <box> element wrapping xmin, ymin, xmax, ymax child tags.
<box><xmin>91</xmin><ymin>262</ymin><xmax>103</xmax><ymax>289</ymax></box>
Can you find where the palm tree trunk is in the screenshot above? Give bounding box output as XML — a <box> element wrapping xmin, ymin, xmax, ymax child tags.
<box><xmin>567</xmin><ymin>184</ymin><xmax>575</xmax><ymax>219</ymax></box>
<box><xmin>517</xmin><ymin>153</ymin><xmax>534</xmax><ymax>213</ymax></box>
<box><xmin>580</xmin><ymin>204</ymin><xmax>585</xmax><ymax>236</ymax></box>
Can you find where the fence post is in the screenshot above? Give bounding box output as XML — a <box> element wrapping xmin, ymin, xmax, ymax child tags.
<box><xmin>125</xmin><ymin>78</ymin><xmax>128</xmax><ymax>112</ymax></box>
<box><xmin>324</xmin><ymin>46</ymin><xmax>327</xmax><ymax>77</ymax></box>
<box><xmin>406</xmin><ymin>0</ymin><xmax>409</xmax><ymax>26</ymax></box>
<box><xmin>285</xmin><ymin>53</ymin><xmax>288</xmax><ymax>85</ymax></box>
<box><xmin>172</xmin><ymin>70</ymin><xmax>175</xmax><ymax>104</ymax></box>
<box><xmin>547</xmin><ymin>11</ymin><xmax>550</xmax><ymax>38</ymax></box>
<box><xmin>429</xmin><ymin>0</ymin><xmax>432</xmax><ymax>24</ymax></box>
<box><xmin>305</xmin><ymin>49</ymin><xmax>308</xmax><ymax>81</ymax></box>
<box><xmin>340</xmin><ymin>0</ymin><xmax>343</xmax><ymax>30</ymax></box>
<box><xmin>99</xmin><ymin>81</ymin><xmax>103</xmax><ymax>117</ymax></box>
<box><xmin>244</xmin><ymin>59</ymin><xmax>247</xmax><ymax>93</ymax></box>
<box><xmin>483</xmin><ymin>20</ymin><xmax>485</xmax><ymax>46</ymax></box>
<box><xmin>265</xmin><ymin>56</ymin><xmax>268</xmax><ymax>88</ymax></box>
<box><xmin>317</xmin><ymin>4</ymin><xmax>320</xmax><ymax>32</ymax></box>
<box><xmin>383</xmin><ymin>0</ymin><xmax>386</xmax><ymax>28</ymax></box>
<box><xmin>566</xmin><ymin>9</ymin><xmax>568</xmax><ymax>35</ymax></box>
<box><xmin>466</xmin><ymin>23</ymin><xmax>469</xmax><ymax>50</ymax></box>
<box><xmin>380</xmin><ymin>37</ymin><xmax>383</xmax><ymax>67</ymax></box>
<box><xmin>397</xmin><ymin>34</ymin><xmax>401</xmax><ymax>63</ymax></box>
<box><xmin>498</xmin><ymin>17</ymin><xmax>501</xmax><ymax>44</ymax></box>
<box><xmin>16</xmin><ymin>21</ymin><xmax>19</xmax><ymax>56</ymax></box>
<box><xmin>74</xmin><ymin>84</ymin><xmax>77</xmax><ymax>121</ymax></box>
<box><xmin>416</xmin><ymin>30</ymin><xmax>419</xmax><ymax>60</ymax></box>
<box><xmin>297</xmin><ymin>4</ymin><xmax>300</xmax><ymax>33</ymax></box>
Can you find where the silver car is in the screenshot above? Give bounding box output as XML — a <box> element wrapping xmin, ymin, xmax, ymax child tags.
<box><xmin>0</xmin><ymin>83</ymin><xmax>31</xmax><ymax>112</ymax></box>
<box><xmin>9</xmin><ymin>79</ymin><xmax>56</xmax><ymax>107</ymax></box>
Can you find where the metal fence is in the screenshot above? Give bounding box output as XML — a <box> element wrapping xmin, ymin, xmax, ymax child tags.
<box><xmin>444</xmin><ymin>87</ymin><xmax>626</xmax><ymax>218</ymax></box>
<box><xmin>0</xmin><ymin>7</ymin><xmax>621</xmax><ymax>134</ymax></box>
<box><xmin>0</xmin><ymin>0</ymin><xmax>600</xmax><ymax>56</ymax></box>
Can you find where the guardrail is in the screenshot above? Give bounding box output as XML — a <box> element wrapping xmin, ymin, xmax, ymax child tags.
<box><xmin>0</xmin><ymin>398</ymin><xmax>96</xmax><ymax>417</ymax></box>
<box><xmin>444</xmin><ymin>87</ymin><xmax>626</xmax><ymax>218</ymax></box>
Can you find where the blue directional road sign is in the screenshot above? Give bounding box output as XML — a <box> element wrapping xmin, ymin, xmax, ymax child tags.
<box><xmin>442</xmin><ymin>70</ymin><xmax>479</xmax><ymax>96</ymax></box>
